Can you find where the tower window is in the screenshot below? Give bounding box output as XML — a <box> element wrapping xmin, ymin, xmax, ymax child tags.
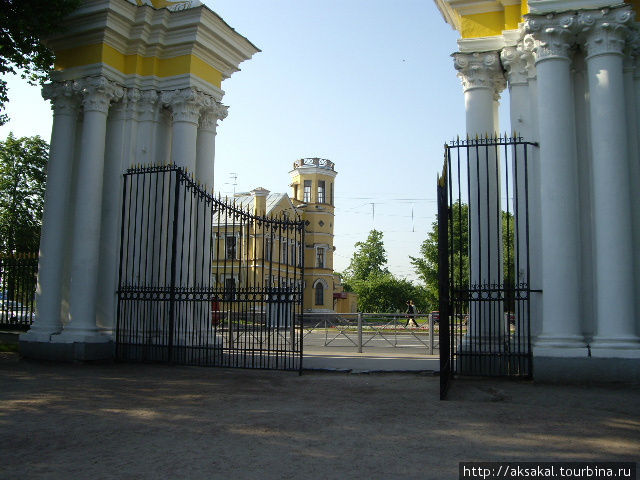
<box><xmin>317</xmin><ymin>248</ymin><xmax>325</xmax><ymax>268</ymax></box>
<box><xmin>318</xmin><ymin>181</ymin><xmax>326</xmax><ymax>204</ymax></box>
<box><xmin>303</xmin><ymin>180</ymin><xmax>311</xmax><ymax>202</ymax></box>
<box><xmin>293</xmin><ymin>184</ymin><xmax>298</xmax><ymax>200</ymax></box>
<box><xmin>315</xmin><ymin>283</ymin><xmax>324</xmax><ymax>305</ymax></box>
<box><xmin>330</xmin><ymin>183</ymin><xmax>333</xmax><ymax>205</ymax></box>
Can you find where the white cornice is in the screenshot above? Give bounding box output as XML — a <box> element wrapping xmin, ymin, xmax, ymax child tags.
<box><xmin>50</xmin><ymin>64</ymin><xmax>225</xmax><ymax>99</ymax></box>
<box><xmin>457</xmin><ymin>36</ymin><xmax>507</xmax><ymax>52</ymax></box>
<box><xmin>46</xmin><ymin>0</ymin><xmax>260</xmax><ymax>88</ymax></box>
<box><xmin>527</xmin><ymin>0</ymin><xmax>624</xmax><ymax>14</ymax></box>
<box><xmin>289</xmin><ymin>166</ymin><xmax>338</xmax><ymax>178</ymax></box>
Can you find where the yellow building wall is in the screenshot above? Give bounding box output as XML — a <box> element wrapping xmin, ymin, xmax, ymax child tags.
<box><xmin>54</xmin><ymin>43</ymin><xmax>223</xmax><ymax>87</ymax></box>
<box><xmin>457</xmin><ymin>1</ymin><xmax>528</xmax><ymax>39</ymax></box>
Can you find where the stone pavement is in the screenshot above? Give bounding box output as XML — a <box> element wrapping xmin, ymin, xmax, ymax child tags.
<box><xmin>1</xmin><ymin>352</ymin><xmax>638</xmax><ymax>480</ymax></box>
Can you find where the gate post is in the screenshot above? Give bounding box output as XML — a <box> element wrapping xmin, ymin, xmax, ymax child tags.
<box><xmin>167</xmin><ymin>169</ymin><xmax>181</xmax><ymax>364</ymax></box>
<box><xmin>357</xmin><ymin>312</ymin><xmax>363</xmax><ymax>353</ymax></box>
<box><xmin>437</xmin><ymin>157</ymin><xmax>451</xmax><ymax>400</ymax></box>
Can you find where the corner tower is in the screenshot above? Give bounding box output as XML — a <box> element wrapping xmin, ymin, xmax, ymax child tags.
<box><xmin>290</xmin><ymin>158</ymin><xmax>337</xmax><ymax>313</ymax></box>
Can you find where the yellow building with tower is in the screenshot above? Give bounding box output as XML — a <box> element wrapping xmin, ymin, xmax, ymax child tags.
<box><xmin>213</xmin><ymin>158</ymin><xmax>355</xmax><ymax>314</ymax></box>
<box><xmin>289</xmin><ymin>158</ymin><xmax>338</xmax><ymax>314</ymax></box>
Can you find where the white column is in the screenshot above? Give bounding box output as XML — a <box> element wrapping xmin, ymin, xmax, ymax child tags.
<box><xmin>22</xmin><ymin>81</ymin><xmax>79</xmax><ymax>342</ymax></box>
<box><xmin>453</xmin><ymin>51</ymin><xmax>505</xmax><ymax>343</ymax></box>
<box><xmin>632</xmin><ymin>47</ymin><xmax>640</xmax><ymax>339</ymax></box>
<box><xmin>501</xmin><ymin>45</ymin><xmax>537</xmax><ymax>338</ymax></box>
<box><xmin>95</xmin><ymin>91</ymin><xmax>133</xmax><ymax>331</ymax></box>
<box><xmin>165</xmin><ymin>88</ymin><xmax>201</xmax><ymax>172</ymax></box>
<box><xmin>580</xmin><ymin>7</ymin><xmax>640</xmax><ymax>356</ymax></box>
<box><xmin>135</xmin><ymin>90</ymin><xmax>161</xmax><ymax>166</ymax></box>
<box><xmin>57</xmin><ymin>77</ymin><xmax>122</xmax><ymax>342</ymax></box>
<box><xmin>502</xmin><ymin>44</ymin><xmax>533</xmax><ymax>274</ymax></box>
<box><xmin>196</xmin><ymin>102</ymin><xmax>226</xmax><ymax>190</ymax></box>
<box><xmin>526</xmin><ymin>14</ymin><xmax>585</xmax><ymax>355</ymax></box>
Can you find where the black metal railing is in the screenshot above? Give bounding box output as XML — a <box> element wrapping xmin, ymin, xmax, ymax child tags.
<box><xmin>0</xmin><ymin>253</ymin><xmax>37</xmax><ymax>330</ymax></box>
<box><xmin>438</xmin><ymin>136</ymin><xmax>539</xmax><ymax>398</ymax></box>
<box><xmin>116</xmin><ymin>165</ymin><xmax>305</xmax><ymax>371</ymax></box>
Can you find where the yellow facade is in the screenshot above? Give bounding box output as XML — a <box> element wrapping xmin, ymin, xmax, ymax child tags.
<box><xmin>441</xmin><ymin>0</ymin><xmax>639</xmax><ymax>39</ymax></box>
<box><xmin>209</xmin><ymin>158</ymin><xmax>344</xmax><ymax>313</ymax></box>
<box><xmin>55</xmin><ymin>43</ymin><xmax>223</xmax><ymax>87</ymax></box>
<box><xmin>289</xmin><ymin>158</ymin><xmax>339</xmax><ymax>312</ymax></box>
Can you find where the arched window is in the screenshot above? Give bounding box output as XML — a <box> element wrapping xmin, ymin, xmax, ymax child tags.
<box><xmin>315</xmin><ymin>282</ymin><xmax>324</xmax><ymax>306</ymax></box>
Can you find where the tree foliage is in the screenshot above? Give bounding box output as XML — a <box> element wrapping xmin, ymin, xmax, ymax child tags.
<box><xmin>0</xmin><ymin>133</ymin><xmax>48</xmax><ymax>253</ymax></box>
<box><xmin>343</xmin><ymin>229</ymin><xmax>389</xmax><ymax>282</ymax></box>
<box><xmin>0</xmin><ymin>0</ymin><xmax>80</xmax><ymax>124</ymax></box>
<box><xmin>342</xmin><ymin>229</ymin><xmax>430</xmax><ymax>313</ymax></box>
<box><xmin>410</xmin><ymin>202</ymin><xmax>517</xmax><ymax>310</ymax></box>
<box><xmin>348</xmin><ymin>274</ymin><xmax>430</xmax><ymax>314</ymax></box>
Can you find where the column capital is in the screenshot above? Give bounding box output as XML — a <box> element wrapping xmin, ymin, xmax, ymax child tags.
<box><xmin>501</xmin><ymin>45</ymin><xmax>534</xmax><ymax>86</ymax></box>
<box><xmin>199</xmin><ymin>99</ymin><xmax>228</xmax><ymax>131</ymax></box>
<box><xmin>578</xmin><ymin>6</ymin><xmax>634</xmax><ymax>59</ymax></box>
<box><xmin>42</xmin><ymin>81</ymin><xmax>80</xmax><ymax>116</ymax></box>
<box><xmin>162</xmin><ymin>88</ymin><xmax>203</xmax><ymax>124</ymax></box>
<box><xmin>76</xmin><ymin>76</ymin><xmax>124</xmax><ymax>114</ymax></box>
<box><xmin>453</xmin><ymin>51</ymin><xmax>506</xmax><ymax>95</ymax></box>
<box><xmin>524</xmin><ymin>12</ymin><xmax>577</xmax><ymax>62</ymax></box>
<box><xmin>136</xmin><ymin>90</ymin><xmax>160</xmax><ymax>122</ymax></box>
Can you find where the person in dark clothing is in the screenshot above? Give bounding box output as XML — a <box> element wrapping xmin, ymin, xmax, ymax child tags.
<box><xmin>405</xmin><ymin>300</ymin><xmax>418</xmax><ymax>328</ymax></box>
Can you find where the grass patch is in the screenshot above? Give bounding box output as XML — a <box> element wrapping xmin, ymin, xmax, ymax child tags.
<box><xmin>0</xmin><ymin>343</ymin><xmax>19</xmax><ymax>352</ymax></box>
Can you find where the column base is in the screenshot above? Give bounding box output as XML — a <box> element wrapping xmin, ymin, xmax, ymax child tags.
<box><xmin>532</xmin><ymin>334</ymin><xmax>587</xmax><ymax>357</ymax></box>
<box><xmin>19</xmin><ymin>326</ymin><xmax>61</xmax><ymax>343</ymax></box>
<box><xmin>53</xmin><ymin>330</ymin><xmax>111</xmax><ymax>344</ymax></box>
<box><xmin>19</xmin><ymin>338</ymin><xmax>114</xmax><ymax>362</ymax></box>
<box><xmin>534</xmin><ymin>355</ymin><xmax>640</xmax><ymax>383</ymax></box>
<box><xmin>590</xmin><ymin>336</ymin><xmax>640</xmax><ymax>358</ymax></box>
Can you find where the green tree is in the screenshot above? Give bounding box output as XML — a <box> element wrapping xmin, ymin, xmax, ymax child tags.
<box><xmin>343</xmin><ymin>229</ymin><xmax>389</xmax><ymax>282</ymax></box>
<box><xmin>0</xmin><ymin>133</ymin><xmax>48</xmax><ymax>253</ymax></box>
<box><xmin>349</xmin><ymin>274</ymin><xmax>430</xmax><ymax>313</ymax></box>
<box><xmin>0</xmin><ymin>0</ymin><xmax>80</xmax><ymax>124</ymax></box>
<box><xmin>410</xmin><ymin>201</ymin><xmax>469</xmax><ymax>307</ymax></box>
<box><xmin>342</xmin><ymin>229</ymin><xmax>431</xmax><ymax>313</ymax></box>
<box><xmin>410</xmin><ymin>203</ymin><xmax>516</xmax><ymax>311</ymax></box>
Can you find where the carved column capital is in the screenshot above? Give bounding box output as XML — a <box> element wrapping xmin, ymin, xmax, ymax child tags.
<box><xmin>42</xmin><ymin>81</ymin><xmax>80</xmax><ymax>116</ymax></box>
<box><xmin>524</xmin><ymin>12</ymin><xmax>577</xmax><ymax>61</ymax></box>
<box><xmin>501</xmin><ymin>45</ymin><xmax>532</xmax><ymax>86</ymax></box>
<box><xmin>75</xmin><ymin>76</ymin><xmax>124</xmax><ymax>114</ymax></box>
<box><xmin>162</xmin><ymin>88</ymin><xmax>202</xmax><ymax>124</ymax></box>
<box><xmin>578</xmin><ymin>6</ymin><xmax>634</xmax><ymax>59</ymax></box>
<box><xmin>453</xmin><ymin>51</ymin><xmax>506</xmax><ymax>97</ymax></box>
<box><xmin>135</xmin><ymin>90</ymin><xmax>160</xmax><ymax>122</ymax></box>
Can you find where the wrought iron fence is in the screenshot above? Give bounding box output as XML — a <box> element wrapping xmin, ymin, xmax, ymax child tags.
<box><xmin>302</xmin><ymin>313</ymin><xmax>439</xmax><ymax>355</ymax></box>
<box><xmin>0</xmin><ymin>253</ymin><xmax>37</xmax><ymax>330</ymax></box>
<box><xmin>116</xmin><ymin>165</ymin><xmax>305</xmax><ymax>371</ymax></box>
<box><xmin>438</xmin><ymin>136</ymin><xmax>539</xmax><ymax>399</ymax></box>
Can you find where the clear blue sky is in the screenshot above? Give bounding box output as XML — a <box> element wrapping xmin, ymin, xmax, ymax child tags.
<box><xmin>0</xmin><ymin>0</ymin><xmax>512</xmax><ymax>280</ymax></box>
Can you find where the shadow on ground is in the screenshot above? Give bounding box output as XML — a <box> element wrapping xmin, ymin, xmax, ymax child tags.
<box><xmin>0</xmin><ymin>353</ymin><xmax>638</xmax><ymax>479</ymax></box>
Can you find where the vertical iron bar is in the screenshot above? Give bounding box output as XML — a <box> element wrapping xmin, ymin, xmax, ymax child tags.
<box><xmin>167</xmin><ymin>169</ymin><xmax>181</xmax><ymax>364</ymax></box>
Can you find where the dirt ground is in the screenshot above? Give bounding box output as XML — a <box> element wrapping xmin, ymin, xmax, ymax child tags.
<box><xmin>1</xmin><ymin>352</ymin><xmax>639</xmax><ymax>480</ymax></box>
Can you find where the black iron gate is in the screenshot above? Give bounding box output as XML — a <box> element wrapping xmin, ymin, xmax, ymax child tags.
<box><xmin>116</xmin><ymin>165</ymin><xmax>305</xmax><ymax>371</ymax></box>
<box><xmin>438</xmin><ymin>136</ymin><xmax>539</xmax><ymax>399</ymax></box>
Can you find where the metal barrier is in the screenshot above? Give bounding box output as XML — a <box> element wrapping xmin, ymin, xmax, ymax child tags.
<box><xmin>302</xmin><ymin>313</ymin><xmax>439</xmax><ymax>355</ymax></box>
<box><xmin>0</xmin><ymin>253</ymin><xmax>37</xmax><ymax>331</ymax></box>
